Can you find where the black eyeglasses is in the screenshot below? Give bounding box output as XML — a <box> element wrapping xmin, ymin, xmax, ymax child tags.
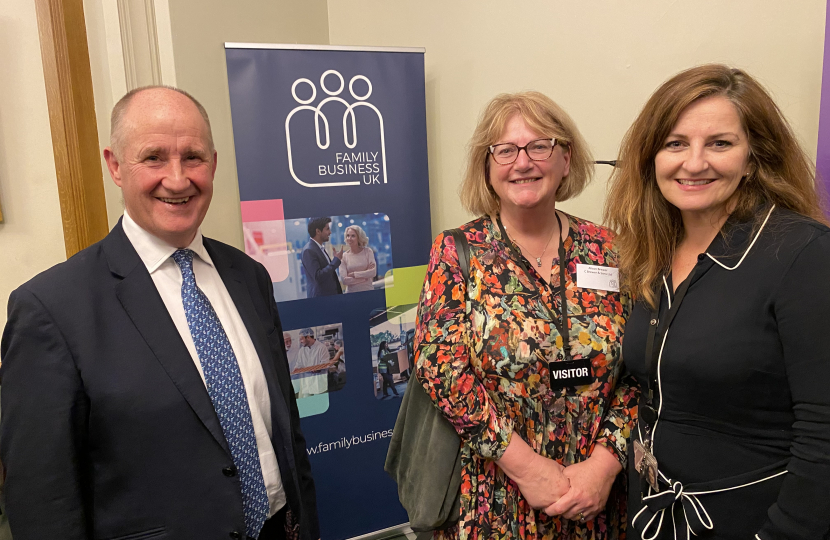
<box><xmin>488</xmin><ymin>138</ymin><xmax>559</xmax><ymax>165</ymax></box>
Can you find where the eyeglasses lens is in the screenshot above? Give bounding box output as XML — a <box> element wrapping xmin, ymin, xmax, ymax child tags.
<box><xmin>491</xmin><ymin>139</ymin><xmax>554</xmax><ymax>165</ymax></box>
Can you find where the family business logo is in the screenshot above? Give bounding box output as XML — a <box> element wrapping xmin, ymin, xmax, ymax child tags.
<box><xmin>285</xmin><ymin>69</ymin><xmax>387</xmax><ymax>188</ymax></box>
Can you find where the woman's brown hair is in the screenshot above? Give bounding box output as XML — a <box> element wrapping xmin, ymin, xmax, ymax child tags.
<box><xmin>605</xmin><ymin>64</ymin><xmax>827</xmax><ymax>307</ymax></box>
<box><xmin>460</xmin><ymin>91</ymin><xmax>594</xmax><ymax>216</ymax></box>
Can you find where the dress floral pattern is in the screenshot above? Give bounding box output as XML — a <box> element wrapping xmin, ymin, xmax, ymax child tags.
<box><xmin>414</xmin><ymin>214</ymin><xmax>638</xmax><ymax>540</ymax></box>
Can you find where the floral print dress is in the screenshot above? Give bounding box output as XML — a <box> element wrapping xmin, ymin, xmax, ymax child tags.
<box><xmin>414</xmin><ymin>214</ymin><xmax>638</xmax><ymax>540</ymax></box>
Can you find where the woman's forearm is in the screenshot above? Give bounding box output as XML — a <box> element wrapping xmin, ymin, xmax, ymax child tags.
<box><xmin>496</xmin><ymin>431</ymin><xmax>569</xmax><ymax>509</ymax></box>
<box><xmin>587</xmin><ymin>444</ymin><xmax>622</xmax><ymax>477</ymax></box>
<box><xmin>496</xmin><ymin>432</ymin><xmax>541</xmax><ymax>481</ymax></box>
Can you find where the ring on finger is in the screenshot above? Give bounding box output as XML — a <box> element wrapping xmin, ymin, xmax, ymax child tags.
<box><xmin>578</xmin><ymin>511</ymin><xmax>586</xmax><ymax>522</ymax></box>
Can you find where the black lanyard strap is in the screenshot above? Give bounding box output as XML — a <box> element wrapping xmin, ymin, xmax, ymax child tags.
<box><xmin>495</xmin><ymin>213</ymin><xmax>570</xmax><ymax>361</ymax></box>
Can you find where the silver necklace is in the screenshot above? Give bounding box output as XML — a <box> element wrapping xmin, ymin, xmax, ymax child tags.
<box><xmin>506</xmin><ymin>220</ymin><xmax>558</xmax><ymax>267</ymax></box>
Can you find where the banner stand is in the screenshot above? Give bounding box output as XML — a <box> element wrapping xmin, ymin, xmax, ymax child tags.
<box><xmin>225</xmin><ymin>43</ymin><xmax>432</xmax><ymax>540</ymax></box>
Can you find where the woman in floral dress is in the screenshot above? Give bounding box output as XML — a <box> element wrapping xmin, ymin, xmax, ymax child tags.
<box><xmin>414</xmin><ymin>92</ymin><xmax>638</xmax><ymax>539</ymax></box>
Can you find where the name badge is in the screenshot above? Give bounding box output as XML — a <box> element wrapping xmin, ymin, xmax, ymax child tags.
<box><xmin>549</xmin><ymin>358</ymin><xmax>592</xmax><ymax>388</ymax></box>
<box><xmin>576</xmin><ymin>263</ymin><xmax>619</xmax><ymax>292</ymax></box>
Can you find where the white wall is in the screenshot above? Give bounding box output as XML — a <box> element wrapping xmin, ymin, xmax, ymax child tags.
<box><xmin>0</xmin><ymin>0</ymin><xmax>67</xmax><ymax>329</ymax></box>
<box><xmin>167</xmin><ymin>0</ymin><xmax>330</xmax><ymax>248</ymax></box>
<box><xmin>328</xmin><ymin>0</ymin><xmax>827</xmax><ymax>234</ymax></box>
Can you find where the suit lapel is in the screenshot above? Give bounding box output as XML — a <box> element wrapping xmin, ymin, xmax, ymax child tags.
<box><xmin>104</xmin><ymin>223</ymin><xmax>231</xmax><ymax>456</ymax></box>
<box><xmin>205</xmin><ymin>240</ymin><xmax>293</xmax><ymax>459</ymax></box>
<box><xmin>311</xmin><ymin>239</ymin><xmax>342</xmax><ymax>294</ymax></box>
<box><xmin>314</xmin><ymin>240</ymin><xmax>329</xmax><ymax>263</ymax></box>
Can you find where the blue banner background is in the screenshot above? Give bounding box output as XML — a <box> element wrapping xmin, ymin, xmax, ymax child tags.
<box><xmin>226</xmin><ymin>46</ymin><xmax>431</xmax><ymax>539</ymax></box>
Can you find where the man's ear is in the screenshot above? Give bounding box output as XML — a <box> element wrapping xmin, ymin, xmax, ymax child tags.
<box><xmin>103</xmin><ymin>148</ymin><xmax>122</xmax><ymax>187</ymax></box>
<box><xmin>211</xmin><ymin>150</ymin><xmax>218</xmax><ymax>176</ymax></box>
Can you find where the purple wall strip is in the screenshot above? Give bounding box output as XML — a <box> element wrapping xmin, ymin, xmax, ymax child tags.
<box><xmin>816</xmin><ymin>0</ymin><xmax>830</xmax><ymax>199</ymax></box>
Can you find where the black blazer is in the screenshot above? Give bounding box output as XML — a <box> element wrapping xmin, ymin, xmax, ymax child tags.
<box><xmin>624</xmin><ymin>209</ymin><xmax>830</xmax><ymax>539</ymax></box>
<box><xmin>0</xmin><ymin>221</ymin><xmax>319</xmax><ymax>540</ymax></box>
<box><xmin>301</xmin><ymin>240</ymin><xmax>342</xmax><ymax>297</ymax></box>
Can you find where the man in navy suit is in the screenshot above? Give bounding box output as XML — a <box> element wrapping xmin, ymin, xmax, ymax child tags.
<box><xmin>0</xmin><ymin>87</ymin><xmax>318</xmax><ymax>540</ymax></box>
<box><xmin>301</xmin><ymin>217</ymin><xmax>344</xmax><ymax>298</ymax></box>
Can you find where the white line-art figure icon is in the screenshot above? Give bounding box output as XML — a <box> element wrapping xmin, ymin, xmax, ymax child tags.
<box><xmin>285</xmin><ymin>70</ymin><xmax>388</xmax><ymax>188</ymax></box>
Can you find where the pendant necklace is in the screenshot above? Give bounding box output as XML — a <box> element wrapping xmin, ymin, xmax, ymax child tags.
<box><xmin>507</xmin><ymin>219</ymin><xmax>558</xmax><ymax>268</ymax></box>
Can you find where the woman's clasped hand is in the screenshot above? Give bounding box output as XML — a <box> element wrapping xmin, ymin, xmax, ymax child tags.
<box><xmin>545</xmin><ymin>445</ymin><xmax>621</xmax><ymax>522</ymax></box>
<box><xmin>495</xmin><ymin>432</ymin><xmax>570</xmax><ymax>511</ymax></box>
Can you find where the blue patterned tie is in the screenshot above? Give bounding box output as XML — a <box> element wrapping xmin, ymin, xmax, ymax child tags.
<box><xmin>172</xmin><ymin>249</ymin><xmax>269</xmax><ymax>538</ymax></box>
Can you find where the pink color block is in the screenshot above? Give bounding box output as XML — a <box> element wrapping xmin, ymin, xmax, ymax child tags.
<box><xmin>240</xmin><ymin>199</ymin><xmax>289</xmax><ymax>283</ymax></box>
<box><xmin>240</xmin><ymin>199</ymin><xmax>284</xmax><ymax>223</ymax></box>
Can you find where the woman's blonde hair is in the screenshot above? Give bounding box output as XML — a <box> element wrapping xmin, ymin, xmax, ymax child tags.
<box><xmin>605</xmin><ymin>64</ymin><xmax>827</xmax><ymax>307</ymax></box>
<box><xmin>459</xmin><ymin>91</ymin><xmax>594</xmax><ymax>216</ymax></box>
<box><xmin>344</xmin><ymin>224</ymin><xmax>369</xmax><ymax>248</ymax></box>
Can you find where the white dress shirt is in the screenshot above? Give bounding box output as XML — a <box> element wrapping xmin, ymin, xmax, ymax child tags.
<box><xmin>122</xmin><ymin>211</ymin><xmax>286</xmax><ymax>517</ymax></box>
<box><xmin>312</xmin><ymin>238</ymin><xmax>331</xmax><ymax>262</ymax></box>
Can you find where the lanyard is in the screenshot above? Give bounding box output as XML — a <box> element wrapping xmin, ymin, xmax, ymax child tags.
<box><xmin>495</xmin><ymin>213</ymin><xmax>570</xmax><ymax>361</ymax></box>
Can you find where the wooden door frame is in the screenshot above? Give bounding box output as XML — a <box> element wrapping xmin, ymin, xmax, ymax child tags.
<box><xmin>35</xmin><ymin>0</ymin><xmax>109</xmax><ymax>257</ymax></box>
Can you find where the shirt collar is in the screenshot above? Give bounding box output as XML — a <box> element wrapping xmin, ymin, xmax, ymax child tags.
<box><xmin>122</xmin><ymin>210</ymin><xmax>214</xmax><ymax>274</ymax></box>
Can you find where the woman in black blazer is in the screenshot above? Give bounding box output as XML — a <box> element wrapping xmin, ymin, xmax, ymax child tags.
<box><xmin>605</xmin><ymin>64</ymin><xmax>830</xmax><ymax>539</ymax></box>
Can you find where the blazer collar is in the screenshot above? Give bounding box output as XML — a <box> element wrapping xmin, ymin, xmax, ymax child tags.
<box><xmin>104</xmin><ymin>223</ymin><xmax>294</xmax><ymax>463</ymax></box>
<box><xmin>104</xmin><ymin>220</ymin><xmax>231</xmax><ymax>456</ymax></box>
<box><xmin>669</xmin><ymin>209</ymin><xmax>764</xmax><ymax>293</ymax></box>
<box><xmin>102</xmin><ymin>219</ymin><xmax>143</xmax><ymax>279</ymax></box>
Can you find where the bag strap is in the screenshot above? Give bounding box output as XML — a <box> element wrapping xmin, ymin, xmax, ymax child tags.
<box><xmin>448</xmin><ymin>228</ymin><xmax>470</xmax><ymax>285</ymax></box>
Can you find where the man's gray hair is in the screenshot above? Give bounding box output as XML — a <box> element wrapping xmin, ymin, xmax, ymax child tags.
<box><xmin>298</xmin><ymin>328</ymin><xmax>315</xmax><ymax>338</ymax></box>
<box><xmin>109</xmin><ymin>85</ymin><xmax>214</xmax><ymax>158</ymax></box>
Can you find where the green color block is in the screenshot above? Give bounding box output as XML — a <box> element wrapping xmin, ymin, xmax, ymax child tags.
<box><xmin>297</xmin><ymin>393</ymin><xmax>329</xmax><ymax>418</ymax></box>
<box><xmin>385</xmin><ymin>265</ymin><xmax>427</xmax><ymax>307</ymax></box>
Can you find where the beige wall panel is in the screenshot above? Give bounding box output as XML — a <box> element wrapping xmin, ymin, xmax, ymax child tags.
<box><xmin>167</xmin><ymin>0</ymin><xmax>330</xmax><ymax>249</ymax></box>
<box><xmin>83</xmin><ymin>0</ymin><xmax>127</xmax><ymax>229</ymax></box>
<box><xmin>0</xmin><ymin>0</ymin><xmax>67</xmax><ymax>328</ymax></box>
<box><xmin>328</xmin><ymin>0</ymin><xmax>827</xmax><ymax>234</ymax></box>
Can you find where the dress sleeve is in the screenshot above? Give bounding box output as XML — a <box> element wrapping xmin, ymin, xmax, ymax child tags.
<box><xmin>352</xmin><ymin>249</ymin><xmax>377</xmax><ymax>279</ymax></box>
<box><xmin>593</xmin><ymin>368</ymin><xmax>639</xmax><ymax>466</ymax></box>
<box><xmin>593</xmin><ymin>292</ymin><xmax>640</xmax><ymax>466</ymax></box>
<box><xmin>414</xmin><ymin>232</ymin><xmax>513</xmax><ymax>461</ymax></box>
<box><xmin>756</xmin><ymin>230</ymin><xmax>830</xmax><ymax>540</ymax></box>
<box><xmin>340</xmin><ymin>254</ymin><xmax>358</xmax><ymax>286</ymax></box>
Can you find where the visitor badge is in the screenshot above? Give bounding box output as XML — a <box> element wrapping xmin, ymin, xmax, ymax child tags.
<box><xmin>548</xmin><ymin>358</ymin><xmax>593</xmax><ymax>388</ymax></box>
<box><xmin>575</xmin><ymin>264</ymin><xmax>619</xmax><ymax>292</ymax></box>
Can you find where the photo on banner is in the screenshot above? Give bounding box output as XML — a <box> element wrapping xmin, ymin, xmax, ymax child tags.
<box><xmin>241</xmin><ymin>201</ymin><xmax>393</xmax><ymax>302</ymax></box>
<box><xmin>369</xmin><ymin>303</ymin><xmax>417</xmax><ymax>400</ymax></box>
<box><xmin>284</xmin><ymin>323</ymin><xmax>345</xmax><ymax>418</ymax></box>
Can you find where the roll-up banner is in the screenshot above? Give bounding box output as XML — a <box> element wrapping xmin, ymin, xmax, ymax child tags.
<box><xmin>225</xmin><ymin>43</ymin><xmax>431</xmax><ymax>539</ymax></box>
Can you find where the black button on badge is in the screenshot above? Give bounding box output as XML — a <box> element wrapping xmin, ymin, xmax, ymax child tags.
<box><xmin>223</xmin><ymin>465</ymin><xmax>237</xmax><ymax>477</ymax></box>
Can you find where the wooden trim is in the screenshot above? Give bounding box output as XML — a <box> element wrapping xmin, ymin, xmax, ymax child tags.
<box><xmin>35</xmin><ymin>0</ymin><xmax>108</xmax><ymax>258</ymax></box>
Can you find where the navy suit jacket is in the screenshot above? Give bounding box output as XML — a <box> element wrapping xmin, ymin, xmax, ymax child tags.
<box><xmin>0</xmin><ymin>222</ymin><xmax>319</xmax><ymax>540</ymax></box>
<box><xmin>301</xmin><ymin>240</ymin><xmax>342</xmax><ymax>298</ymax></box>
